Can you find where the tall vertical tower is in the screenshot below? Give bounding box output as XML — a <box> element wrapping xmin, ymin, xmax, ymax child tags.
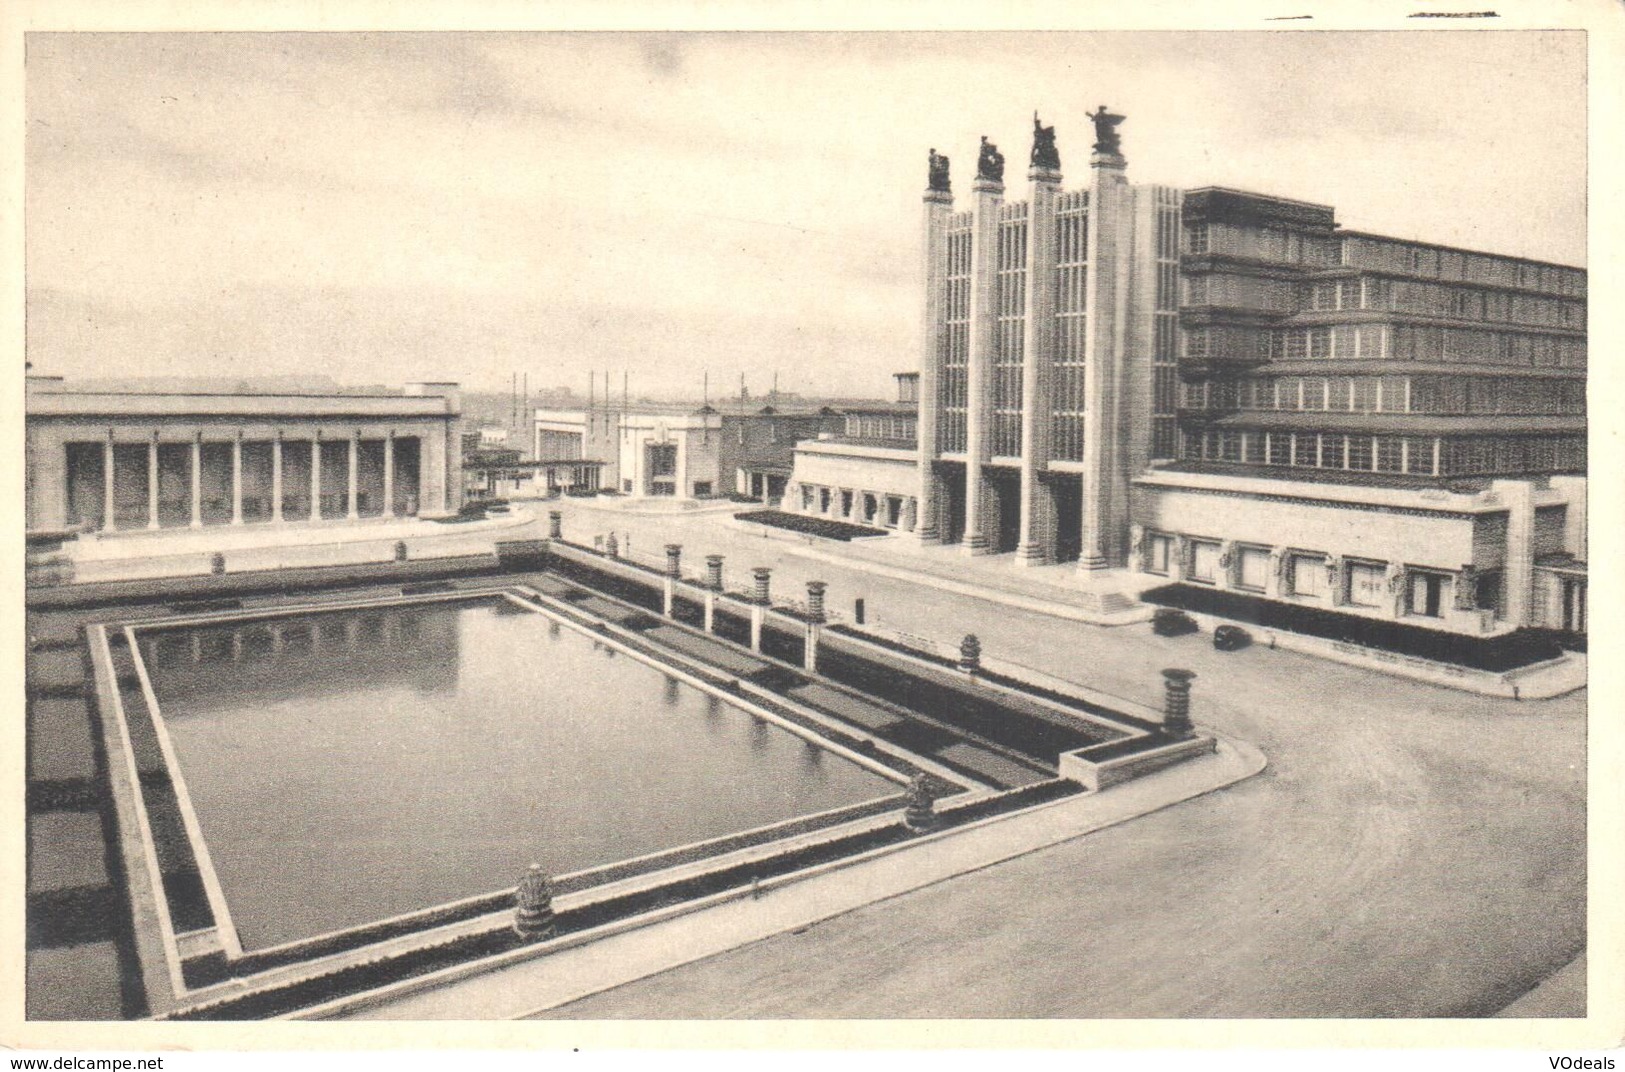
<box><xmin>915</xmin><ymin>150</ymin><xmax>953</xmax><ymax>542</ymax></box>
<box><xmin>915</xmin><ymin>107</ymin><xmax>1175</xmax><ymax>573</ymax></box>
<box><xmin>1015</xmin><ymin>116</ymin><xmax>1062</xmax><ymax>566</ymax></box>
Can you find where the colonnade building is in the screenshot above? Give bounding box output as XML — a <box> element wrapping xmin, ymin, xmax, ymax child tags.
<box><xmin>24</xmin><ymin>377</ymin><xmax>465</xmax><ymax>535</ymax></box>
<box><xmin>783</xmin><ymin>109</ymin><xmax>1587</xmax><ymax>638</ymax></box>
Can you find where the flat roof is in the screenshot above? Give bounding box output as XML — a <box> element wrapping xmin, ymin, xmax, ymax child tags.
<box><xmin>28</xmin><ymin>390</ymin><xmax>457</xmax><ymax>420</ymax></box>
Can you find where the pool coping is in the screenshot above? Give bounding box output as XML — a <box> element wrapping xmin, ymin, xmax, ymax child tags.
<box><xmin>307</xmin><ymin>733</ymin><xmax>1268</xmax><ymax>1021</ymax></box>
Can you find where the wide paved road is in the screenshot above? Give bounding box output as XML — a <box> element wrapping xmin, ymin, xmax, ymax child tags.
<box><xmin>527</xmin><ymin>502</ymin><xmax>1586</xmax><ymax>1018</ymax></box>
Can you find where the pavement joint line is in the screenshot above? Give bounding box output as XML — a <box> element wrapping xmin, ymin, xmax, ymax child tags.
<box><xmin>322</xmin><ymin>733</ymin><xmax>1266</xmax><ymax>1021</ymax></box>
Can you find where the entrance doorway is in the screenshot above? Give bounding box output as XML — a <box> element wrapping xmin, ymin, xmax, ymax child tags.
<box><xmin>937</xmin><ymin>462</ymin><xmax>966</xmax><ymax>545</ymax></box>
<box><xmin>989</xmin><ymin>468</ymin><xmax>1021</xmax><ymax>554</ymax></box>
<box><xmin>1050</xmin><ymin>476</ymin><xmax>1082</xmax><ymax>563</ymax></box>
<box><xmin>1562</xmin><ymin>578</ymin><xmax>1587</xmax><ymax>633</ymax></box>
<box><xmin>1409</xmin><ymin>571</ymin><xmax>1446</xmax><ymax>618</ymax></box>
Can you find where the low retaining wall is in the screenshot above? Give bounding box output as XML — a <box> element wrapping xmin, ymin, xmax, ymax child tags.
<box><xmin>1059</xmin><ymin>735</ymin><xmax>1217</xmax><ymax>793</ymax></box>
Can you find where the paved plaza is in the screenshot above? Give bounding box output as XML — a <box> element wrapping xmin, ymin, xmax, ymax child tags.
<box><xmin>521</xmin><ymin>501</ymin><xmax>1585</xmax><ymax>1018</ymax></box>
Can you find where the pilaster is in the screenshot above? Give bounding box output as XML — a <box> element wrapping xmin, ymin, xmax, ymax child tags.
<box><xmin>1078</xmin><ymin>150</ymin><xmax>1130</xmax><ymax>572</ymax></box>
<box><xmin>915</xmin><ymin>185</ymin><xmax>954</xmax><ymax>543</ymax></box>
<box><xmin>963</xmin><ymin>175</ymin><xmax>1003</xmax><ymax>555</ymax></box>
<box><xmin>1016</xmin><ymin>165</ymin><xmax>1062</xmax><ymax>566</ymax></box>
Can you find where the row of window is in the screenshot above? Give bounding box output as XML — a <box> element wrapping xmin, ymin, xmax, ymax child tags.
<box><xmin>1143</xmin><ymin>534</ymin><xmax>1496</xmax><ymax>618</ymax></box>
<box><xmin>1338</xmin><ymin>236</ymin><xmax>1584</xmax><ymax>298</ymax></box>
<box><xmin>1185</xmin><ymin>222</ymin><xmax>1340</xmax><ymax>267</ymax></box>
<box><xmin>1185</xmin><ymin>323</ymin><xmax>1585</xmax><ymax>369</ymax></box>
<box><xmin>1183</xmin><ymin>375</ymin><xmax>1585</xmax><ymax>416</ymax></box>
<box><xmin>1181</xmin><ymin>429</ymin><xmax>1586</xmax><ymax>476</ymax></box>
<box><xmin>844</xmin><ymin>415</ymin><xmax>918</xmax><ymax>441</ymax></box>
<box><xmin>797</xmin><ymin>483</ymin><xmax>915</xmax><ymax>529</ymax></box>
<box><xmin>1185</xmin><ymin>224</ymin><xmax>1584</xmax><ymax>299</ymax></box>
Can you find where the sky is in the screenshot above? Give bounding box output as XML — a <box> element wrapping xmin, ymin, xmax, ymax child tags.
<box><xmin>24</xmin><ymin>30</ymin><xmax>1587</xmax><ymax>399</ymax></box>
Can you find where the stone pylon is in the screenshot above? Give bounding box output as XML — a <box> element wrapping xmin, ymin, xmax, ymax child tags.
<box><xmin>903</xmin><ymin>774</ymin><xmax>940</xmax><ymax>834</ymax></box>
<box><xmin>513</xmin><ymin>863</ymin><xmax>558</xmax><ymax>941</ymax></box>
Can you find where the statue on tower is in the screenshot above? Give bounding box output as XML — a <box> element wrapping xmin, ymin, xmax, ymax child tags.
<box><xmin>976</xmin><ymin>136</ymin><xmax>1005</xmax><ymax>183</ymax></box>
<box><xmin>927</xmin><ymin>148</ymin><xmax>951</xmax><ymax>193</ymax></box>
<box><xmin>1087</xmin><ymin>104</ymin><xmax>1126</xmax><ymax>156</ymax></box>
<box><xmin>1030</xmin><ymin>112</ymin><xmax>1061</xmax><ymax>170</ymax></box>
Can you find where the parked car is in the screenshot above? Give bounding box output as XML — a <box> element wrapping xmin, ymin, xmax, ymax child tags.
<box><xmin>1213</xmin><ymin>624</ymin><xmax>1252</xmax><ymax>651</ymax></box>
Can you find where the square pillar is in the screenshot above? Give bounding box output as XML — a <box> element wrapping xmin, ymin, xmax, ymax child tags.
<box><xmin>271</xmin><ymin>434</ymin><xmax>284</xmax><ymax>523</ymax></box>
<box><xmin>189</xmin><ymin>434</ymin><xmax>203</xmax><ymax>529</ymax></box>
<box><xmin>1017</xmin><ymin>162</ymin><xmax>1063</xmax><ymax>566</ymax></box>
<box><xmin>962</xmin><ymin>170</ymin><xmax>1004</xmax><ymax>556</ymax></box>
<box><xmin>347</xmin><ymin>432</ymin><xmax>360</xmax><ymax>520</ymax></box>
<box><xmin>1078</xmin><ymin>148</ymin><xmax>1132</xmax><ymax>572</ymax></box>
<box><xmin>916</xmin><ymin>168</ymin><xmax>954</xmax><ymax>544</ymax></box>
<box><xmin>102</xmin><ymin>433</ymin><xmax>116</xmax><ymax>532</ymax></box>
<box><xmin>230</xmin><ymin>434</ymin><xmax>244</xmax><ymax>525</ymax></box>
<box><xmin>383</xmin><ymin>431</ymin><xmax>396</xmax><ymax>519</ymax></box>
<box><xmin>310</xmin><ymin>434</ymin><xmax>323</xmax><ymax>521</ymax></box>
<box><xmin>147</xmin><ymin>435</ymin><xmax>161</xmax><ymax>529</ymax></box>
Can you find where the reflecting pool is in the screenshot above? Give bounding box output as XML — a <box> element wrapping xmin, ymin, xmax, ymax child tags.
<box><xmin>138</xmin><ymin>598</ymin><xmax>897</xmax><ymax>949</ymax></box>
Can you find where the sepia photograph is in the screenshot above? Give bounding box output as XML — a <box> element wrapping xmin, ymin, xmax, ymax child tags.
<box><xmin>9</xmin><ymin>6</ymin><xmax>1620</xmax><ymax>1052</ymax></box>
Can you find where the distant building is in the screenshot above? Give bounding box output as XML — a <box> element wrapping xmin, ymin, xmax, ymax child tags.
<box><xmin>533</xmin><ymin>404</ymin><xmax>724</xmax><ymax>498</ymax></box>
<box><xmin>536</xmin><ymin>402</ymin><xmax>849</xmax><ymax>501</ymax></box>
<box><xmin>25</xmin><ymin>376</ymin><xmax>465</xmax><ymax>533</ymax></box>
<box><xmin>784</xmin><ymin>373</ymin><xmax>921</xmax><ymax>531</ymax></box>
<box><xmin>717</xmin><ymin>405</ymin><xmax>844</xmax><ymax>502</ymax></box>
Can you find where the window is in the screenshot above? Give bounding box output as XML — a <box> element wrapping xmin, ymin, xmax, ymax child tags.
<box><xmin>1408</xmin><ymin>571</ymin><xmax>1448</xmax><ymax>618</ymax></box>
<box><xmin>1243</xmin><ymin>432</ymin><xmax>1266</xmax><ymax>464</ymax></box>
<box><xmin>1320</xmin><ymin>435</ymin><xmax>1346</xmax><ymax>470</ymax></box>
<box><xmin>1236</xmin><ymin>547</ymin><xmax>1270</xmax><ymax>591</ymax></box>
<box><xmin>1189</xmin><ymin>540</ymin><xmax>1221</xmax><ymax>584</ymax></box>
<box><xmin>693</xmin><ymin>481</ymin><xmax>712</xmax><ymax>497</ymax></box>
<box><xmin>1293</xmin><ymin>434</ymin><xmax>1319</xmax><ymax>467</ymax></box>
<box><xmin>1352</xmin><ymin>379</ymin><xmax>1378</xmax><ymax>413</ymax></box>
<box><xmin>1290</xmin><ymin>555</ymin><xmax>1327</xmax><ymax>598</ymax></box>
<box><xmin>801</xmin><ymin>485</ymin><xmax>814</xmax><ymax>511</ymax></box>
<box><xmin>1347</xmin><ymin>562</ymin><xmax>1387</xmax><ymax>608</ymax></box>
<box><xmin>1146</xmin><ymin>534</ymin><xmax>1172</xmax><ymax>575</ymax></box>
<box><xmin>1376</xmin><ymin>437</ymin><xmax>1405</xmax><ymax>473</ymax></box>
<box><xmin>1267</xmin><ymin>433</ymin><xmax>1292</xmax><ymax>466</ymax></box>
<box><xmin>1187</xmin><ymin>224</ymin><xmax>1209</xmax><ymax>254</ymax></box>
<box><xmin>1347</xmin><ymin>436</ymin><xmax>1373</xmax><ymax>471</ymax></box>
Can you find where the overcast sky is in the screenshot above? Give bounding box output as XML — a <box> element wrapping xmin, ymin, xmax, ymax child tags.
<box><xmin>25</xmin><ymin>30</ymin><xmax>1586</xmax><ymax>399</ymax></box>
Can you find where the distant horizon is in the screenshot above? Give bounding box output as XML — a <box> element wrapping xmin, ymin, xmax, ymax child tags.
<box><xmin>26</xmin><ymin>31</ymin><xmax>1586</xmax><ymax>398</ymax></box>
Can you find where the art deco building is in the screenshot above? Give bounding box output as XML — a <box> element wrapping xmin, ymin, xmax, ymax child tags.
<box><xmin>1140</xmin><ymin>189</ymin><xmax>1586</xmax><ymax>635</ymax></box>
<box><xmin>913</xmin><ymin>113</ymin><xmax>1182</xmax><ymax>570</ymax></box>
<box><xmin>784</xmin><ymin>110</ymin><xmax>1587</xmax><ymax>638</ymax></box>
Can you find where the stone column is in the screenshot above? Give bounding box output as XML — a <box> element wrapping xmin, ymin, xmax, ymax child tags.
<box><xmin>147</xmin><ymin>433</ymin><xmax>161</xmax><ymax>529</ymax></box>
<box><xmin>915</xmin><ymin>166</ymin><xmax>954</xmax><ymax>543</ymax></box>
<box><xmin>1161</xmin><ymin>668</ymin><xmax>1195</xmax><ymax>736</ymax></box>
<box><xmin>663</xmin><ymin>543</ymin><xmax>682</xmax><ymax>618</ymax></box>
<box><xmin>189</xmin><ymin>434</ymin><xmax>203</xmax><ymax>529</ymax></box>
<box><xmin>102</xmin><ymin>432</ymin><xmax>116</xmax><ymax>532</ymax></box>
<box><xmin>382</xmin><ymin>431</ymin><xmax>396</xmax><ymax>519</ymax></box>
<box><xmin>346</xmin><ymin>432</ymin><xmax>360</xmax><ymax>520</ymax></box>
<box><xmin>310</xmin><ymin>433</ymin><xmax>323</xmax><ymax>521</ymax></box>
<box><xmin>963</xmin><ymin>166</ymin><xmax>1004</xmax><ymax>555</ymax></box>
<box><xmin>703</xmin><ymin>553</ymin><xmax>723</xmax><ymax>633</ymax></box>
<box><xmin>1016</xmin><ymin>157</ymin><xmax>1063</xmax><ymax>566</ymax></box>
<box><xmin>1496</xmin><ymin>479</ymin><xmax>1536</xmax><ymax>627</ymax></box>
<box><xmin>1078</xmin><ymin>142</ymin><xmax>1132</xmax><ymax>572</ymax></box>
<box><xmin>230</xmin><ymin>434</ymin><xmax>244</xmax><ymax>525</ymax></box>
<box><xmin>750</xmin><ymin>566</ymin><xmax>771</xmax><ymax>652</ymax></box>
<box><xmin>803</xmin><ymin>580</ymin><xmax>826</xmax><ymax>673</ymax></box>
<box><xmin>271</xmin><ymin>434</ymin><xmax>284</xmax><ymax>523</ymax></box>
